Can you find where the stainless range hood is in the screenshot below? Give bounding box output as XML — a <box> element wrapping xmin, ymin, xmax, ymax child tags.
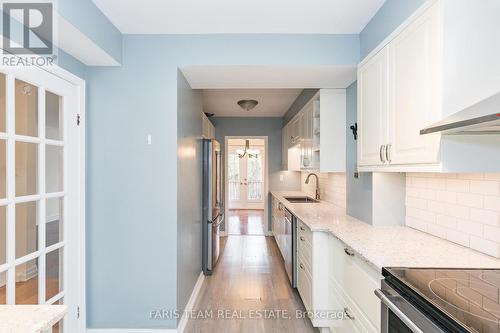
<box><xmin>421</xmin><ymin>92</ymin><xmax>500</xmax><ymax>135</ymax></box>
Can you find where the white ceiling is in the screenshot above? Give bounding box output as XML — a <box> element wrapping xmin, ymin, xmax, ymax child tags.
<box><xmin>182</xmin><ymin>66</ymin><xmax>357</xmax><ymax>89</ymax></box>
<box><xmin>92</xmin><ymin>0</ymin><xmax>386</xmax><ymax>34</ymax></box>
<box><xmin>202</xmin><ymin>89</ymin><xmax>302</xmax><ymax>117</ymax></box>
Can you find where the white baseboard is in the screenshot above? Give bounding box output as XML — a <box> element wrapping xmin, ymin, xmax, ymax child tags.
<box><xmin>87</xmin><ymin>328</ymin><xmax>177</xmax><ymax>333</ymax></box>
<box><xmin>177</xmin><ymin>271</ymin><xmax>205</xmax><ymax>333</ymax></box>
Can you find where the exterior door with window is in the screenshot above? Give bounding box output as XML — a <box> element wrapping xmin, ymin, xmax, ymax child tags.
<box><xmin>0</xmin><ymin>66</ymin><xmax>82</xmax><ymax>332</ymax></box>
<box><xmin>228</xmin><ymin>145</ymin><xmax>264</xmax><ymax>210</ymax></box>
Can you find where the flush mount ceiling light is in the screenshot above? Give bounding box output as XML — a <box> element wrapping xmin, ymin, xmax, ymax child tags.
<box><xmin>237</xmin><ymin>99</ymin><xmax>258</xmax><ymax>111</ymax></box>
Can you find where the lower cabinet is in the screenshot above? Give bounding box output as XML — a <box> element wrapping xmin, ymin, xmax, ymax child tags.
<box><xmin>296</xmin><ymin>221</ymin><xmax>382</xmax><ymax>332</ymax></box>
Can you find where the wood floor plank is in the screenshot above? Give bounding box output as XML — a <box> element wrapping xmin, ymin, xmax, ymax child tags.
<box><xmin>185</xmin><ymin>232</ymin><xmax>317</xmax><ymax>333</ymax></box>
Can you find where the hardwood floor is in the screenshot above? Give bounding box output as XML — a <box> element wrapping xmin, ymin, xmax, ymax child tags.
<box><xmin>227</xmin><ymin>210</ymin><xmax>266</xmax><ymax>235</ymax></box>
<box><xmin>185</xmin><ymin>235</ymin><xmax>316</xmax><ymax>333</ymax></box>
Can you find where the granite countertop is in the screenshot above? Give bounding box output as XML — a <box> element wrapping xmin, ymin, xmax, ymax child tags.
<box><xmin>0</xmin><ymin>305</ymin><xmax>67</xmax><ymax>333</ymax></box>
<box><xmin>272</xmin><ymin>191</ymin><xmax>500</xmax><ymax>272</ymax></box>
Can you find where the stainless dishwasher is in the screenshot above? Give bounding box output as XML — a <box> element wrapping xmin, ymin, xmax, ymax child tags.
<box><xmin>283</xmin><ymin>208</ymin><xmax>297</xmax><ymax>288</ymax></box>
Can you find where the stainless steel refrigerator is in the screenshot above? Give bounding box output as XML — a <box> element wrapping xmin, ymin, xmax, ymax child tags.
<box><xmin>202</xmin><ymin>139</ymin><xmax>224</xmax><ymax>275</ymax></box>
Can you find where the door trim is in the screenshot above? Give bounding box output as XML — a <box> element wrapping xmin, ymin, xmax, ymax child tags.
<box><xmin>223</xmin><ymin>136</ymin><xmax>269</xmax><ymax>236</ymax></box>
<box><xmin>42</xmin><ymin>64</ymin><xmax>86</xmax><ymax>332</ymax></box>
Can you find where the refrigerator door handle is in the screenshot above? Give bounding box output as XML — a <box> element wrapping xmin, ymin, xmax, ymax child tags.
<box><xmin>213</xmin><ymin>212</ymin><xmax>225</xmax><ymax>226</ymax></box>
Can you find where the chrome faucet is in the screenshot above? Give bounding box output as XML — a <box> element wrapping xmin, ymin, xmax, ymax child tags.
<box><xmin>305</xmin><ymin>173</ymin><xmax>321</xmax><ymax>200</ymax></box>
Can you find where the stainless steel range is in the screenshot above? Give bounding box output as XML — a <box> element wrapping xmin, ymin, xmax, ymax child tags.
<box><xmin>378</xmin><ymin>267</ymin><xmax>500</xmax><ymax>333</ymax></box>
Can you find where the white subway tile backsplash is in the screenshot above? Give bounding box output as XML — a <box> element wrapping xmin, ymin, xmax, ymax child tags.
<box><xmin>436</xmin><ymin>214</ymin><xmax>457</xmax><ymax>229</ymax></box>
<box><xmin>435</xmin><ymin>190</ymin><xmax>457</xmax><ymax>204</ymax></box>
<box><xmin>436</xmin><ymin>190</ymin><xmax>457</xmax><ymax>203</ymax></box>
<box><xmin>470</xmin><ymin>236</ymin><xmax>500</xmax><ymax>258</ymax></box>
<box><xmin>406</xmin><ymin>196</ymin><xmax>427</xmax><ymax>210</ymax></box>
<box><xmin>428</xmin><ymin>224</ymin><xmax>447</xmax><ymax>238</ymax></box>
<box><xmin>446</xmin><ymin>179</ymin><xmax>470</xmax><ymax>192</ymax></box>
<box><xmin>470</xmin><ymin>208</ymin><xmax>500</xmax><ymax>226</ymax></box>
<box><xmin>470</xmin><ymin>180</ymin><xmax>500</xmax><ymax>196</ymax></box>
<box><xmin>406</xmin><ymin>217</ymin><xmax>427</xmax><ymax>232</ymax></box>
<box><xmin>456</xmin><ymin>220</ymin><xmax>483</xmax><ymax>237</ymax></box>
<box><xmin>444</xmin><ymin>203</ymin><xmax>470</xmax><ymax>219</ymax></box>
<box><xmin>446</xmin><ymin>230</ymin><xmax>470</xmax><ymax>247</ymax></box>
<box><xmin>484</xmin><ymin>225</ymin><xmax>500</xmax><ymax>243</ymax></box>
<box><xmin>301</xmin><ymin>172</ymin><xmax>346</xmax><ymax>208</ymax></box>
<box><xmin>457</xmin><ymin>193</ymin><xmax>484</xmax><ymax>208</ymax></box>
<box><xmin>484</xmin><ymin>196</ymin><xmax>500</xmax><ymax>212</ymax></box>
<box><xmin>406</xmin><ymin>173</ymin><xmax>500</xmax><ymax>258</ymax></box>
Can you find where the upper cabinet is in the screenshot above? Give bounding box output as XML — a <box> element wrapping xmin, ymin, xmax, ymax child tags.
<box><xmin>358</xmin><ymin>48</ymin><xmax>389</xmax><ymax>167</ymax></box>
<box><xmin>202</xmin><ymin>113</ymin><xmax>215</xmax><ymax>139</ymax></box>
<box><xmin>283</xmin><ymin>89</ymin><xmax>346</xmax><ymax>173</ymax></box>
<box><xmin>358</xmin><ymin>1</ymin><xmax>442</xmax><ymax>171</ymax></box>
<box><xmin>358</xmin><ymin>0</ymin><xmax>500</xmax><ymax>172</ymax></box>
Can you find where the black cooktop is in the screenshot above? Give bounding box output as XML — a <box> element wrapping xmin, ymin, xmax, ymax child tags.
<box><xmin>384</xmin><ymin>267</ymin><xmax>500</xmax><ymax>333</ymax></box>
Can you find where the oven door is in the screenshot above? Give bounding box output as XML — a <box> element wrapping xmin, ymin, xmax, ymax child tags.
<box><xmin>376</xmin><ymin>281</ymin><xmax>447</xmax><ymax>333</ymax></box>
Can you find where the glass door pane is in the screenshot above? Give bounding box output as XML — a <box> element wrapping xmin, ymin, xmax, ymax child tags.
<box><xmin>228</xmin><ymin>152</ymin><xmax>240</xmax><ymax>201</ymax></box>
<box><xmin>247</xmin><ymin>150</ymin><xmax>263</xmax><ymax>201</ymax></box>
<box><xmin>15</xmin><ymin>80</ymin><xmax>38</xmax><ymax>137</ymax></box>
<box><xmin>0</xmin><ymin>73</ymin><xmax>6</xmax><ymax>133</ymax></box>
<box><xmin>15</xmin><ymin>258</ymin><xmax>39</xmax><ymax>304</ymax></box>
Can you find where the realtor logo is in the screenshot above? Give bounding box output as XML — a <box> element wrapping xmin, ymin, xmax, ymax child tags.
<box><xmin>2</xmin><ymin>2</ymin><xmax>53</xmax><ymax>55</ymax></box>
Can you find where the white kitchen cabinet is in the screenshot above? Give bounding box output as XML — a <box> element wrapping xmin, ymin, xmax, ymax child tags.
<box><xmin>202</xmin><ymin>113</ymin><xmax>215</xmax><ymax>139</ymax></box>
<box><xmin>357</xmin><ymin>1</ymin><xmax>441</xmax><ymax>171</ymax></box>
<box><xmin>282</xmin><ymin>125</ymin><xmax>289</xmax><ymax>170</ymax></box>
<box><xmin>387</xmin><ymin>2</ymin><xmax>441</xmax><ymax>165</ymax></box>
<box><xmin>329</xmin><ymin>236</ymin><xmax>381</xmax><ymax>333</ymax></box>
<box><xmin>282</xmin><ymin>89</ymin><xmax>346</xmax><ymax>172</ymax></box>
<box><xmin>296</xmin><ymin>220</ymin><xmax>331</xmax><ymax>328</ymax></box>
<box><xmin>358</xmin><ymin>48</ymin><xmax>389</xmax><ymax>167</ymax></box>
<box><xmin>294</xmin><ymin>217</ymin><xmax>382</xmax><ymax>332</ymax></box>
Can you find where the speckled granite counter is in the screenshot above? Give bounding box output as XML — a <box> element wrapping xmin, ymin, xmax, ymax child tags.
<box><xmin>272</xmin><ymin>191</ymin><xmax>500</xmax><ymax>272</ymax></box>
<box><xmin>0</xmin><ymin>305</ymin><xmax>66</xmax><ymax>333</ymax></box>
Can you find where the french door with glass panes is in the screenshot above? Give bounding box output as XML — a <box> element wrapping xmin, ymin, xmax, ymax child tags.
<box><xmin>0</xmin><ymin>66</ymin><xmax>81</xmax><ymax>333</ymax></box>
<box><xmin>227</xmin><ymin>145</ymin><xmax>265</xmax><ymax>210</ymax></box>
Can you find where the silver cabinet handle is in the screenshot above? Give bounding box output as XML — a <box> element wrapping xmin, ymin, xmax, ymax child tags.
<box><xmin>300</xmin><ymin>236</ymin><xmax>305</xmax><ymax>241</ymax></box>
<box><xmin>344</xmin><ymin>247</ymin><xmax>355</xmax><ymax>256</ymax></box>
<box><xmin>386</xmin><ymin>144</ymin><xmax>392</xmax><ymax>163</ymax></box>
<box><xmin>299</xmin><ymin>263</ymin><xmax>305</xmax><ymax>270</ymax></box>
<box><xmin>343</xmin><ymin>307</ymin><xmax>355</xmax><ymax>320</ymax></box>
<box><xmin>379</xmin><ymin>145</ymin><xmax>386</xmax><ymax>163</ymax></box>
<box><xmin>375</xmin><ymin>289</ymin><xmax>424</xmax><ymax>333</ymax></box>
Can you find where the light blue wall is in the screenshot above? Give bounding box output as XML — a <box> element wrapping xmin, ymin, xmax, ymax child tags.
<box><xmin>86</xmin><ymin>34</ymin><xmax>358</xmax><ymax>329</ymax></box>
<box><xmin>360</xmin><ymin>0</ymin><xmax>426</xmax><ymax>59</ymax></box>
<box><xmin>176</xmin><ymin>71</ymin><xmax>203</xmax><ymax>322</ymax></box>
<box><xmin>282</xmin><ymin>89</ymin><xmax>319</xmax><ymax>125</ymax></box>
<box><xmin>345</xmin><ymin>82</ymin><xmax>373</xmax><ymax>223</ymax></box>
<box><xmin>58</xmin><ymin>0</ymin><xmax>122</xmax><ymax>63</ymax></box>
<box><xmin>58</xmin><ymin>49</ymin><xmax>87</xmax><ymax>79</ymax></box>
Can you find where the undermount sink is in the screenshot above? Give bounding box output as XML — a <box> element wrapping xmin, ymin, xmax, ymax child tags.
<box><xmin>284</xmin><ymin>196</ymin><xmax>319</xmax><ymax>203</ymax></box>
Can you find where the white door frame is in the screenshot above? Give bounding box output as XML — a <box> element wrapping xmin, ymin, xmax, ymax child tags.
<box><xmin>227</xmin><ymin>141</ymin><xmax>265</xmax><ymax>210</ymax></box>
<box><xmin>1</xmin><ymin>63</ymin><xmax>86</xmax><ymax>332</ymax></box>
<box><xmin>223</xmin><ymin>136</ymin><xmax>269</xmax><ymax>236</ymax></box>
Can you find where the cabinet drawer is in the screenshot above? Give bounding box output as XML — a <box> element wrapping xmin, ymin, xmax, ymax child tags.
<box><xmin>330</xmin><ymin>236</ymin><xmax>381</xmax><ymax>331</ymax></box>
<box><xmin>298</xmin><ymin>234</ymin><xmax>312</xmax><ymax>271</ymax></box>
<box><xmin>298</xmin><ymin>220</ymin><xmax>312</xmax><ymax>244</ymax></box>
<box><xmin>298</xmin><ymin>257</ymin><xmax>312</xmax><ymax>311</ymax></box>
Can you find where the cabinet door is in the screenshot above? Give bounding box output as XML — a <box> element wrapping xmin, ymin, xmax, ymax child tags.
<box><xmin>358</xmin><ymin>47</ymin><xmax>389</xmax><ymax>166</ymax></box>
<box><xmin>282</xmin><ymin>125</ymin><xmax>288</xmax><ymax>170</ymax></box>
<box><xmin>301</xmin><ymin>105</ymin><xmax>314</xmax><ymax>169</ymax></box>
<box><xmin>387</xmin><ymin>2</ymin><xmax>441</xmax><ymax>165</ymax></box>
